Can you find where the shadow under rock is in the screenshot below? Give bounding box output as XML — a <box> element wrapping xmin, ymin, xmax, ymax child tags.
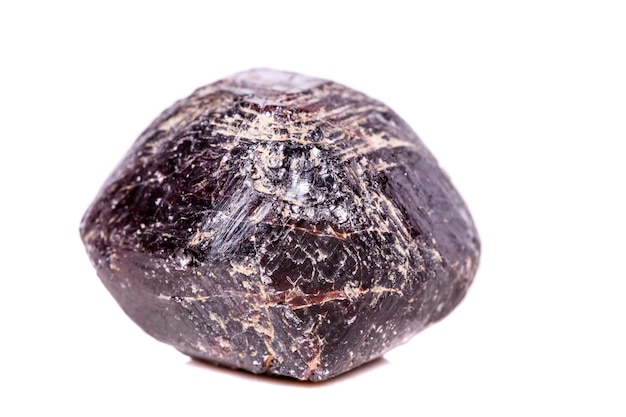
<box><xmin>187</xmin><ymin>355</ymin><xmax>390</xmax><ymax>387</ymax></box>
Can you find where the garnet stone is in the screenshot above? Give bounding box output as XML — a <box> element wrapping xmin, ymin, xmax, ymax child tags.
<box><xmin>80</xmin><ymin>69</ymin><xmax>480</xmax><ymax>381</ymax></box>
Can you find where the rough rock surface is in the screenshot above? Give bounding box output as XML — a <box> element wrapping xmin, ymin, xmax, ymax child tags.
<box><xmin>80</xmin><ymin>68</ymin><xmax>480</xmax><ymax>381</ymax></box>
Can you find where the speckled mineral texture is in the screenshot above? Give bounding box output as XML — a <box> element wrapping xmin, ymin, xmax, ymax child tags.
<box><xmin>80</xmin><ymin>68</ymin><xmax>480</xmax><ymax>381</ymax></box>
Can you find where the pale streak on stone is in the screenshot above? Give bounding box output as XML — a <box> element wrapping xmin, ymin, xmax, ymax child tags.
<box><xmin>281</xmin><ymin>222</ymin><xmax>349</xmax><ymax>241</ymax></box>
<box><xmin>158</xmin><ymin>284</ymin><xmax>402</xmax><ymax>312</ymax></box>
<box><xmin>255</xmin><ymin>281</ymin><xmax>280</xmax><ymax>364</ymax></box>
<box><xmin>208</xmin><ymin>311</ymin><xmax>227</xmax><ymax>332</ymax></box>
<box><xmin>214</xmin><ymin>110</ymin><xmax>317</xmax><ymax>146</ymax></box>
<box><xmin>302</xmin><ymin>335</ymin><xmax>323</xmax><ymax>380</ymax></box>
<box><xmin>81</xmin><ymin>228</ymin><xmax>105</xmax><ymax>245</ymax></box>
<box><xmin>189</xmin><ymin>230</ymin><xmax>213</xmax><ymax>246</ymax></box>
<box><xmin>190</xmin><ymin>341</ymin><xmax>208</xmax><ymax>353</ymax></box>
<box><xmin>339</xmin><ymin>132</ymin><xmax>418</xmax><ymax>162</ymax></box>
<box><xmin>230</xmin><ymin>260</ymin><xmax>256</xmax><ymax>277</ymax></box>
<box><xmin>240</xmin><ymin>314</ymin><xmax>266</xmax><ymax>335</ymax></box>
<box><xmin>108</xmin><ymin>253</ymin><xmax>121</xmax><ymax>272</ymax></box>
<box><xmin>271</xmin><ymin>285</ymin><xmax>402</xmax><ymax>311</ymax></box>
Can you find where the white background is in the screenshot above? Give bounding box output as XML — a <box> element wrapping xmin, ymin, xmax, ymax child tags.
<box><xmin>2</xmin><ymin>1</ymin><xmax>625</xmax><ymax>415</ymax></box>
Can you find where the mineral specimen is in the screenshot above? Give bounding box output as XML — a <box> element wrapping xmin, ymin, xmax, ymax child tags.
<box><xmin>80</xmin><ymin>68</ymin><xmax>480</xmax><ymax>381</ymax></box>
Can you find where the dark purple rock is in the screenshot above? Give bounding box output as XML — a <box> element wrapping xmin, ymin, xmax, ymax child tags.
<box><xmin>80</xmin><ymin>69</ymin><xmax>480</xmax><ymax>381</ymax></box>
